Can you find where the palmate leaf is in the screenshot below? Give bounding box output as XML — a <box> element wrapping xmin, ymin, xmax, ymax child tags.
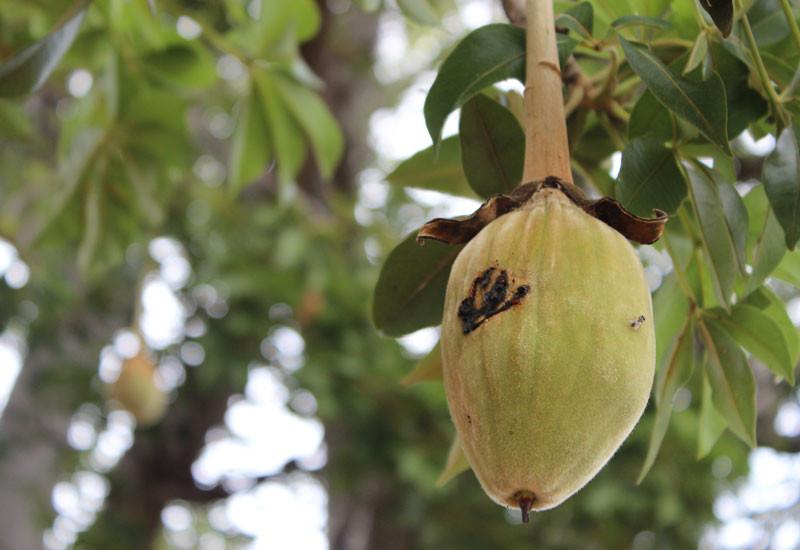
<box><xmin>619</xmin><ymin>36</ymin><xmax>730</xmax><ymax>154</ymax></box>
<box><xmin>458</xmin><ymin>95</ymin><xmax>524</xmax><ymax>197</ymax></box>
<box><xmin>618</xmin><ymin>136</ymin><xmax>686</xmax><ymax>216</ymax></box>
<box><xmin>628</xmin><ymin>90</ymin><xmax>672</xmax><ymax>141</ymax></box>
<box><xmin>255</xmin><ymin>70</ymin><xmax>306</xmax><ymax>183</ymax></box>
<box><xmin>707</xmin><ymin>43</ymin><xmax>767</xmax><ymax>139</ymax></box>
<box><xmin>685</xmin><ymin>163</ymin><xmax>745</xmax><ymax>309</ymax></box>
<box><xmin>698</xmin><ymin>317</ymin><xmax>757</xmax><ymax>448</ymax></box>
<box><xmin>257</xmin><ymin>0</ymin><xmax>321</xmax><ymax>52</ymax></box>
<box><xmin>653</xmin><ymin>272</ymin><xmax>691</xmax><ymax>365</ymax></box>
<box><xmin>742</xmin><ymin>185</ymin><xmax>786</xmax><ymax>294</ymax></box>
<box><xmin>555</xmin><ymin>2</ymin><xmax>594</xmax><ymax>40</ymax></box>
<box><xmin>0</xmin><ymin>0</ymin><xmax>89</xmax><ymax>97</ymax></box>
<box><xmin>229</xmin><ymin>69</ymin><xmax>344</xmax><ymax>190</ymax></box>
<box><xmin>638</xmin><ymin>316</ymin><xmax>695</xmax><ymax>483</ymax></box>
<box><xmin>743</xmin><ymin>287</ymin><xmax>800</xmax><ymax>368</ymax></box>
<box><xmin>763</xmin><ymin>124</ymin><xmax>800</xmax><ymax>250</ymax></box>
<box><xmin>274</xmin><ymin>73</ymin><xmax>344</xmax><ymax>179</ymax></box>
<box><xmin>714</xmin><ymin>304</ymin><xmax>795</xmax><ymax>384</ymax></box>
<box><xmin>697</xmin><ymin>369</ymin><xmax>728</xmax><ymax>459</ymax></box>
<box><xmin>372</xmin><ymin>230</ymin><xmax>463</xmax><ymax>336</ymax></box>
<box><xmin>424</xmin><ymin>24</ymin><xmax>576</xmax><ymax>143</ymax></box>
<box><xmin>386</xmin><ymin>137</ymin><xmax>476</xmax><ymax>198</ymax></box>
<box><xmin>397</xmin><ymin>0</ymin><xmax>439</xmax><ymax>26</ymax></box>
<box><xmin>228</xmin><ymin>83</ymin><xmax>272</xmax><ymax>193</ymax></box>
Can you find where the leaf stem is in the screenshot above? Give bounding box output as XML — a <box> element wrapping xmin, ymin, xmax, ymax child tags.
<box><xmin>778</xmin><ymin>0</ymin><xmax>800</xmax><ymax>52</ymax></box>
<box><xmin>523</xmin><ymin>0</ymin><xmax>572</xmax><ymax>183</ymax></box>
<box><xmin>737</xmin><ymin>1</ymin><xmax>789</xmax><ymax>127</ymax></box>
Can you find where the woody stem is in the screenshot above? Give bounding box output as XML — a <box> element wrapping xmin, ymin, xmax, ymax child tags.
<box><xmin>523</xmin><ymin>0</ymin><xmax>572</xmax><ymax>183</ymax></box>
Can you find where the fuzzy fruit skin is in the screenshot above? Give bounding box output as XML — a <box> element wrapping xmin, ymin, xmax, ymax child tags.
<box><xmin>441</xmin><ymin>188</ymin><xmax>655</xmax><ymax>511</ymax></box>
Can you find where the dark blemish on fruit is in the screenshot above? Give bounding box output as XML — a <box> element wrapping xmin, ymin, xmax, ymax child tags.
<box><xmin>458</xmin><ymin>268</ymin><xmax>530</xmax><ymax>334</ymax></box>
<box><xmin>629</xmin><ymin>315</ymin><xmax>646</xmax><ymax>330</ymax></box>
<box><xmin>466</xmin><ymin>415</ymin><xmax>472</xmax><ymax>425</ymax></box>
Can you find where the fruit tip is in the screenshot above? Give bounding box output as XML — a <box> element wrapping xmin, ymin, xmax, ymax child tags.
<box><xmin>514</xmin><ymin>492</ymin><xmax>535</xmax><ymax>524</ymax></box>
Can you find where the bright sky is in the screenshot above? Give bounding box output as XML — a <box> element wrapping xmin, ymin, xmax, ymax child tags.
<box><xmin>0</xmin><ymin>1</ymin><xmax>798</xmax><ymax>549</ymax></box>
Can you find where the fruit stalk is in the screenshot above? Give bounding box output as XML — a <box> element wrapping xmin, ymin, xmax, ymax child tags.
<box><xmin>523</xmin><ymin>0</ymin><xmax>572</xmax><ymax>183</ymax></box>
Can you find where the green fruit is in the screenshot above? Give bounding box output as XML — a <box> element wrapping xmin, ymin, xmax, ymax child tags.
<box><xmin>440</xmin><ymin>187</ymin><xmax>655</xmax><ymax>519</ymax></box>
<box><xmin>109</xmin><ymin>352</ymin><xmax>168</xmax><ymax>427</ymax></box>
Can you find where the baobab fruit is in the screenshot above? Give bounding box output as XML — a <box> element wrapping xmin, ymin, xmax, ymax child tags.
<box><xmin>109</xmin><ymin>351</ymin><xmax>168</xmax><ymax>427</ymax></box>
<box><xmin>440</xmin><ymin>186</ymin><xmax>655</xmax><ymax>520</ymax></box>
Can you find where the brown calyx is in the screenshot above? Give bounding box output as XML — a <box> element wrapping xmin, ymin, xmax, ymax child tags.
<box><xmin>416</xmin><ymin>176</ymin><xmax>667</xmax><ymax>247</ymax></box>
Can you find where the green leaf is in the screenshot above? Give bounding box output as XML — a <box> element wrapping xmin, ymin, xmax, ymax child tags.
<box><xmin>714</xmin><ymin>304</ymin><xmax>795</xmax><ymax>384</ymax></box>
<box><xmin>258</xmin><ymin>0</ymin><xmax>321</xmax><ymax>51</ymax></box>
<box><xmin>683</xmin><ymin>33</ymin><xmax>709</xmax><ymax>75</ymax></box>
<box><xmin>698</xmin><ymin>318</ymin><xmax>757</xmax><ymax>447</ymax></box>
<box><xmin>436</xmin><ymin>434</ymin><xmax>471</xmax><ymax>487</ymax></box>
<box><xmin>611</xmin><ymin>15</ymin><xmax>672</xmax><ymax>30</ymax></box>
<box><xmin>386</xmin><ymin>136</ymin><xmax>475</xmax><ymax>198</ymax></box>
<box><xmin>618</xmin><ymin>137</ymin><xmax>685</xmax><ymax>216</ymax></box>
<box><xmin>708</xmin><ymin>42</ymin><xmax>768</xmax><ymax>138</ymax></box>
<box><xmin>619</xmin><ymin>37</ymin><xmax>730</xmax><ymax>154</ymax></box>
<box><xmin>638</xmin><ymin>316</ymin><xmax>695</xmax><ymax>483</ymax></box>
<box><xmin>763</xmin><ymin>124</ymin><xmax>800</xmax><ymax>250</ymax></box>
<box><xmin>397</xmin><ymin>0</ymin><xmax>439</xmax><ymax>25</ymax></box>
<box><xmin>228</xmin><ymin>85</ymin><xmax>273</xmax><ymax>193</ymax></box>
<box><xmin>717</xmin><ymin>179</ymin><xmax>748</xmax><ymax>273</ymax></box>
<box><xmin>0</xmin><ymin>99</ymin><xmax>33</xmax><ymax>139</ymax></box>
<box><xmin>401</xmin><ymin>343</ymin><xmax>443</xmax><ymax>385</ymax></box>
<box><xmin>749</xmin><ymin>209</ymin><xmax>786</xmax><ymax>292</ymax></box>
<box><xmin>628</xmin><ymin>90</ymin><xmax>672</xmax><ymax>141</ymax></box>
<box><xmin>143</xmin><ymin>43</ymin><xmax>216</xmax><ymax>90</ymax></box>
<box><xmin>654</xmin><ymin>317</ymin><xmax>696</xmax><ymax>407</ymax></box>
<box><xmin>30</xmin><ymin>127</ymin><xmax>106</xmax><ymax>246</ymax></box>
<box><xmin>373</xmin><ymin>231</ymin><xmax>463</xmax><ymax>336</ymax></box>
<box><xmin>253</xmin><ymin>71</ymin><xmax>306</xmax><ymax>183</ymax></box>
<box><xmin>685</xmin><ymin>164</ymin><xmax>740</xmax><ymax>309</ymax></box>
<box><xmin>424</xmin><ymin>24</ymin><xmax>576</xmax><ymax>143</ymax></box>
<box><xmin>743</xmin><ymin>286</ymin><xmax>800</xmax><ymax>366</ymax></box>
<box><xmin>556</xmin><ymin>2</ymin><xmax>594</xmax><ymax>40</ymax></box>
<box><xmin>773</xmin><ymin>250</ymin><xmax>800</xmax><ymax>287</ymax></box>
<box><xmin>748</xmin><ymin>0</ymin><xmax>792</xmax><ymax>47</ymax></box>
<box><xmin>654</xmin><ymin>272</ymin><xmax>691</xmax><ymax>364</ymax></box>
<box><xmin>697</xmin><ymin>368</ymin><xmax>728</xmax><ymax>459</ymax></box>
<box><xmin>743</xmin><ymin>185</ymin><xmax>786</xmax><ymax>294</ymax></box>
<box><xmin>0</xmin><ymin>0</ymin><xmax>89</xmax><ymax>97</ymax></box>
<box><xmin>273</xmin><ymin>74</ymin><xmax>344</xmax><ymax>179</ymax></box>
<box><xmin>568</xmin><ymin>1</ymin><xmax>594</xmax><ymax>31</ymax></box>
<box><xmin>698</xmin><ymin>0</ymin><xmax>734</xmax><ymax>37</ymax></box>
<box><xmin>459</xmin><ymin>95</ymin><xmax>524</xmax><ymax>198</ymax></box>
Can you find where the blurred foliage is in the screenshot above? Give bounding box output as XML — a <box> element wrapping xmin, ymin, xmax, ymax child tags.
<box><xmin>0</xmin><ymin>1</ymin><xmax>797</xmax><ymax>549</ymax></box>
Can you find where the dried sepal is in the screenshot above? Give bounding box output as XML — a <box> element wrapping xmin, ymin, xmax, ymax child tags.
<box><xmin>417</xmin><ymin>176</ymin><xmax>667</xmax><ymax>246</ymax></box>
<box><xmin>583</xmin><ymin>197</ymin><xmax>667</xmax><ymax>245</ymax></box>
